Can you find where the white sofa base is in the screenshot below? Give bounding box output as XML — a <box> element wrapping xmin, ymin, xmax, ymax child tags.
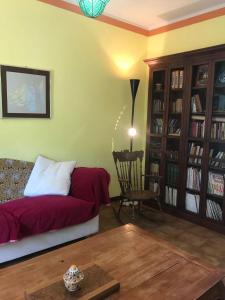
<box><xmin>0</xmin><ymin>215</ymin><xmax>99</xmax><ymax>264</ymax></box>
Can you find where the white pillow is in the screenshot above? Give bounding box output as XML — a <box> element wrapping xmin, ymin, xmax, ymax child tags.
<box><xmin>24</xmin><ymin>156</ymin><xmax>76</xmax><ymax>197</ymax></box>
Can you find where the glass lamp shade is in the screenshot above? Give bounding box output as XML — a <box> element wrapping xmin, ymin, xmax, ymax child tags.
<box><xmin>128</xmin><ymin>127</ymin><xmax>137</xmax><ymax>137</ymax></box>
<box><xmin>78</xmin><ymin>0</ymin><xmax>110</xmax><ymax>18</ymax></box>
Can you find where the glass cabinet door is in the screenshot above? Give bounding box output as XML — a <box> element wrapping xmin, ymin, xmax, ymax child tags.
<box><xmin>164</xmin><ymin>68</ymin><xmax>184</xmax><ymax>208</ymax></box>
<box><xmin>185</xmin><ymin>63</ymin><xmax>209</xmax><ymax>215</ymax></box>
<box><xmin>206</xmin><ymin>60</ymin><xmax>225</xmax><ymax>223</ymax></box>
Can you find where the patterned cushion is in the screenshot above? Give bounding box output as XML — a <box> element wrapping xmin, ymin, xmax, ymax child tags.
<box><xmin>0</xmin><ymin>159</ymin><xmax>34</xmax><ymax>204</ymax></box>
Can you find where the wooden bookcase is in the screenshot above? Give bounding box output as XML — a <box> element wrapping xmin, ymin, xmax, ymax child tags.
<box><xmin>145</xmin><ymin>44</ymin><xmax>225</xmax><ymax>234</ymax></box>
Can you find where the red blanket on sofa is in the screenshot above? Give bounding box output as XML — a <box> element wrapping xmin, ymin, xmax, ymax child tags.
<box><xmin>0</xmin><ymin>167</ymin><xmax>110</xmax><ymax>244</ymax></box>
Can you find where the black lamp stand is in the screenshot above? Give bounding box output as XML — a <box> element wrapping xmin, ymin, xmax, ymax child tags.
<box><xmin>129</xmin><ymin>79</ymin><xmax>140</xmax><ymax>152</ymax></box>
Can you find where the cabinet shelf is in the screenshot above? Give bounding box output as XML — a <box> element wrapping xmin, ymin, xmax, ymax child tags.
<box><xmin>192</xmin><ymin>85</ymin><xmax>207</xmax><ymax>90</ymax></box>
<box><xmin>186</xmin><ymin>188</ymin><xmax>201</xmax><ymax>194</ymax></box>
<box><xmin>171</xmin><ymin>88</ymin><xmax>183</xmax><ymax>92</ymax></box>
<box><xmin>152</xmin><ymin>112</ymin><xmax>164</xmax><ymax>115</ymax></box>
<box><xmin>150</xmin><ymin>133</ymin><xmax>163</xmax><ymax>138</ymax></box>
<box><xmin>167</xmin><ymin>134</ymin><xmax>180</xmax><ymax>139</ymax></box>
<box><xmin>166</xmin><ymin>158</ymin><xmax>179</xmax><ymax>163</ymax></box>
<box><xmin>206</xmin><ymin>193</ymin><xmax>224</xmax><ymax>201</ymax></box>
<box><xmin>212</xmin><ymin>112</ymin><xmax>225</xmax><ymax>117</ymax></box>
<box><xmin>210</xmin><ymin>139</ymin><xmax>225</xmax><ymax>144</ymax></box>
<box><xmin>188</xmin><ymin>137</ymin><xmax>204</xmax><ymax>142</ymax></box>
<box><xmin>187</xmin><ymin>162</ymin><xmax>202</xmax><ymax>168</ymax></box>
<box><xmin>209</xmin><ymin>166</ymin><xmax>225</xmax><ymax>173</ymax></box>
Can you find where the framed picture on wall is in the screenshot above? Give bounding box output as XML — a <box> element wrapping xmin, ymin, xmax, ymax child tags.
<box><xmin>1</xmin><ymin>66</ymin><xmax>50</xmax><ymax>118</ymax></box>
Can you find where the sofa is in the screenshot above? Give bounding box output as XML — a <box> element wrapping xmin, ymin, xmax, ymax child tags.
<box><xmin>0</xmin><ymin>159</ymin><xmax>110</xmax><ymax>263</ymax></box>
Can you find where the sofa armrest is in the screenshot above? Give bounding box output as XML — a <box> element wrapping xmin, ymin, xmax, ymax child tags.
<box><xmin>69</xmin><ymin>167</ymin><xmax>110</xmax><ymax>211</ymax></box>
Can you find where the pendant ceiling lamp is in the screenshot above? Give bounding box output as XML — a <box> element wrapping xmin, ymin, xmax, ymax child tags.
<box><xmin>78</xmin><ymin>0</ymin><xmax>110</xmax><ymax>18</ymax></box>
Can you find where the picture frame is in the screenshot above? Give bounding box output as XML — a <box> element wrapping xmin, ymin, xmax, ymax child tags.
<box><xmin>1</xmin><ymin>65</ymin><xmax>50</xmax><ymax>118</ymax></box>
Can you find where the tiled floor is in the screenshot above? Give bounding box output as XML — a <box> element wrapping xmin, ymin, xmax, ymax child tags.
<box><xmin>100</xmin><ymin>203</ymin><xmax>225</xmax><ymax>270</ymax></box>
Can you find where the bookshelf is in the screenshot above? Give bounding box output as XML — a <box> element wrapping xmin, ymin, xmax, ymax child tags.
<box><xmin>145</xmin><ymin>44</ymin><xmax>225</xmax><ymax>234</ymax></box>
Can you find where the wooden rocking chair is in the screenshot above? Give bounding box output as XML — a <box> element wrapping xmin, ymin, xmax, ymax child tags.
<box><xmin>112</xmin><ymin>150</ymin><xmax>162</xmax><ymax>219</ymax></box>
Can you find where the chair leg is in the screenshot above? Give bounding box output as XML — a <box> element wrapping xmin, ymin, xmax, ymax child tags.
<box><xmin>138</xmin><ymin>201</ymin><xmax>141</xmax><ymax>215</ymax></box>
<box><xmin>156</xmin><ymin>197</ymin><xmax>162</xmax><ymax>211</ymax></box>
<box><xmin>117</xmin><ymin>199</ymin><xmax>124</xmax><ymax>218</ymax></box>
<box><xmin>132</xmin><ymin>201</ymin><xmax>135</xmax><ymax>219</ymax></box>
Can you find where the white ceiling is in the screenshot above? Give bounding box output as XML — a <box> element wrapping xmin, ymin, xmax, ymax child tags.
<box><xmin>64</xmin><ymin>0</ymin><xmax>225</xmax><ymax>30</ymax></box>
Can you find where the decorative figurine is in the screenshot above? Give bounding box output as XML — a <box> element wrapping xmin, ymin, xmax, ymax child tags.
<box><xmin>63</xmin><ymin>265</ymin><xmax>85</xmax><ymax>292</ymax></box>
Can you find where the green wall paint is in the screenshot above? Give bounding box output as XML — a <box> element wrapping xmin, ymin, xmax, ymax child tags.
<box><xmin>0</xmin><ymin>0</ymin><xmax>148</xmax><ymax>196</ymax></box>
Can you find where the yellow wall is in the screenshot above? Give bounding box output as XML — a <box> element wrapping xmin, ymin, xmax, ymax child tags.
<box><xmin>147</xmin><ymin>15</ymin><xmax>225</xmax><ymax>58</ymax></box>
<box><xmin>0</xmin><ymin>0</ymin><xmax>148</xmax><ymax>196</ymax></box>
<box><xmin>2</xmin><ymin>1</ymin><xmax>225</xmax><ymax>197</ymax></box>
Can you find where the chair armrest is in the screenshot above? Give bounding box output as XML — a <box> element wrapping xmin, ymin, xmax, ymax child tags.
<box><xmin>142</xmin><ymin>174</ymin><xmax>163</xmax><ymax>180</ymax></box>
<box><xmin>118</xmin><ymin>178</ymin><xmax>129</xmax><ymax>183</ymax></box>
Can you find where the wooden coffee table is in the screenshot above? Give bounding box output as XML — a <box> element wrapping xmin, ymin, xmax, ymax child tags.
<box><xmin>0</xmin><ymin>224</ymin><xmax>224</xmax><ymax>300</ymax></box>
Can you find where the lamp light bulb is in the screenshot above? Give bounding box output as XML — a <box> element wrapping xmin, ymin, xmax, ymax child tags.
<box><xmin>128</xmin><ymin>127</ymin><xmax>137</xmax><ymax>137</ymax></box>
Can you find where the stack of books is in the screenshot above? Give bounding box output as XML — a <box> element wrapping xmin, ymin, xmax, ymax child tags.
<box><xmin>186</xmin><ymin>167</ymin><xmax>201</xmax><ymax>191</ymax></box>
<box><xmin>165</xmin><ymin>186</ymin><xmax>177</xmax><ymax>206</ymax></box>
<box><xmin>153</xmin><ymin>99</ymin><xmax>164</xmax><ymax>113</ymax></box>
<box><xmin>171</xmin><ymin>70</ymin><xmax>184</xmax><ymax>89</ymax></box>
<box><xmin>150</xmin><ymin>162</ymin><xmax>160</xmax><ymax>176</ymax></box>
<box><xmin>171</xmin><ymin>98</ymin><xmax>182</xmax><ymax>113</ymax></box>
<box><xmin>191</xmin><ymin>94</ymin><xmax>203</xmax><ymax>113</ymax></box>
<box><xmin>185</xmin><ymin>192</ymin><xmax>200</xmax><ymax>213</ymax></box>
<box><xmin>208</xmin><ymin>172</ymin><xmax>224</xmax><ymax>196</ymax></box>
<box><xmin>190</xmin><ymin>120</ymin><xmax>205</xmax><ymax>138</ymax></box>
<box><xmin>168</xmin><ymin>119</ymin><xmax>181</xmax><ymax>135</ymax></box>
<box><xmin>166</xmin><ymin>163</ymin><xmax>179</xmax><ymax>186</ymax></box>
<box><xmin>188</xmin><ymin>143</ymin><xmax>203</xmax><ymax>164</ymax></box>
<box><xmin>211</xmin><ymin>121</ymin><xmax>225</xmax><ymax>140</ymax></box>
<box><xmin>209</xmin><ymin>150</ymin><xmax>225</xmax><ymax>168</ymax></box>
<box><xmin>206</xmin><ymin>199</ymin><xmax>223</xmax><ymax>221</ymax></box>
<box><xmin>153</xmin><ymin>118</ymin><xmax>163</xmax><ymax>134</ymax></box>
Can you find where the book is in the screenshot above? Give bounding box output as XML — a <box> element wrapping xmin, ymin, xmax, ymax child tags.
<box><xmin>190</xmin><ymin>120</ymin><xmax>205</xmax><ymax>138</ymax></box>
<box><xmin>211</xmin><ymin>121</ymin><xmax>225</xmax><ymax>140</ymax></box>
<box><xmin>166</xmin><ymin>163</ymin><xmax>179</xmax><ymax>186</ymax></box>
<box><xmin>208</xmin><ymin>172</ymin><xmax>224</xmax><ymax>196</ymax></box>
<box><xmin>150</xmin><ymin>162</ymin><xmax>160</xmax><ymax>176</ymax></box>
<box><xmin>188</xmin><ymin>143</ymin><xmax>203</xmax><ymax>165</ymax></box>
<box><xmin>174</xmin><ymin>70</ymin><xmax>179</xmax><ymax>89</ymax></box>
<box><xmin>171</xmin><ymin>69</ymin><xmax>184</xmax><ymax>89</ymax></box>
<box><xmin>179</xmin><ymin>70</ymin><xmax>184</xmax><ymax>89</ymax></box>
<box><xmin>153</xmin><ymin>99</ymin><xmax>164</xmax><ymax>113</ymax></box>
<box><xmin>174</xmin><ymin>98</ymin><xmax>183</xmax><ymax>113</ymax></box>
<box><xmin>185</xmin><ymin>192</ymin><xmax>200</xmax><ymax>213</ymax></box>
<box><xmin>191</xmin><ymin>94</ymin><xmax>203</xmax><ymax>113</ymax></box>
<box><xmin>186</xmin><ymin>167</ymin><xmax>201</xmax><ymax>191</ymax></box>
<box><xmin>206</xmin><ymin>199</ymin><xmax>223</xmax><ymax>222</ymax></box>
<box><xmin>168</xmin><ymin>118</ymin><xmax>181</xmax><ymax>135</ymax></box>
<box><xmin>171</xmin><ymin>71</ymin><xmax>176</xmax><ymax>89</ymax></box>
<box><xmin>153</xmin><ymin>118</ymin><xmax>163</xmax><ymax>134</ymax></box>
<box><xmin>165</xmin><ymin>185</ymin><xmax>177</xmax><ymax>207</ymax></box>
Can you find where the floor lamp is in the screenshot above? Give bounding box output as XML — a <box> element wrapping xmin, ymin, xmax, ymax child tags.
<box><xmin>129</xmin><ymin>79</ymin><xmax>140</xmax><ymax>152</ymax></box>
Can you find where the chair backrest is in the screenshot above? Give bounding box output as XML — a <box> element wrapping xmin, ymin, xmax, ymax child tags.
<box><xmin>112</xmin><ymin>150</ymin><xmax>144</xmax><ymax>195</ymax></box>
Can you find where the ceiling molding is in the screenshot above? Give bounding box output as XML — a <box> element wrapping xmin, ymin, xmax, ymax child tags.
<box><xmin>38</xmin><ymin>0</ymin><xmax>149</xmax><ymax>36</ymax></box>
<box><xmin>148</xmin><ymin>6</ymin><xmax>225</xmax><ymax>36</ymax></box>
<box><xmin>38</xmin><ymin>0</ymin><xmax>225</xmax><ymax>37</ymax></box>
